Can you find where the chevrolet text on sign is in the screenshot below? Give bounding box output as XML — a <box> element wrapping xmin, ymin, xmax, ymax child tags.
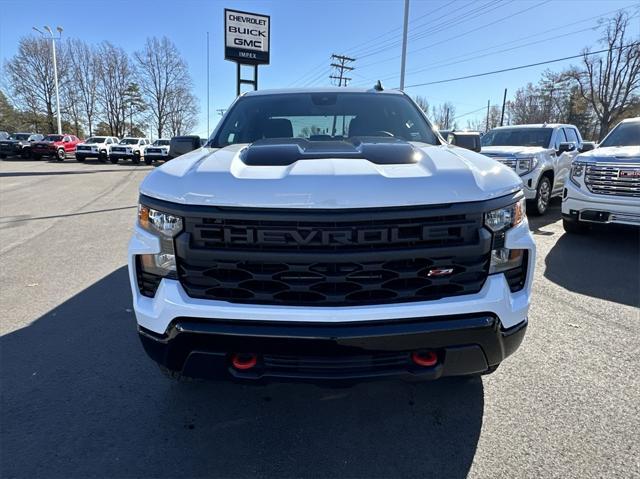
<box><xmin>224</xmin><ymin>9</ymin><xmax>270</xmax><ymax>65</ymax></box>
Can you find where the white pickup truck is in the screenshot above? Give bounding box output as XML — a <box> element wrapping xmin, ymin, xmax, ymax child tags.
<box><xmin>75</xmin><ymin>136</ymin><xmax>120</xmax><ymax>162</ymax></box>
<box><xmin>128</xmin><ymin>87</ymin><xmax>535</xmax><ymax>383</ymax></box>
<box><xmin>481</xmin><ymin>124</ymin><xmax>589</xmax><ymax>215</ymax></box>
<box><xmin>143</xmin><ymin>139</ymin><xmax>171</xmax><ymax>165</ymax></box>
<box><xmin>562</xmin><ymin>117</ymin><xmax>640</xmax><ymax>233</ymax></box>
<box><xmin>109</xmin><ymin>138</ymin><xmax>150</xmax><ymax>164</ymax></box>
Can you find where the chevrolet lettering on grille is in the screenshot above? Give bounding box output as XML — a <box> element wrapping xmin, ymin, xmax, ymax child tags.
<box><xmin>205</xmin><ymin>226</ymin><xmax>457</xmax><ymax>246</ymax></box>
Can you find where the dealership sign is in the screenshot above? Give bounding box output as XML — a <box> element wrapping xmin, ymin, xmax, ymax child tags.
<box><xmin>224</xmin><ymin>9</ymin><xmax>270</xmax><ymax>65</ymax></box>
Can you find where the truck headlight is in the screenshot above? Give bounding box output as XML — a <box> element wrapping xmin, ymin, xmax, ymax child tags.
<box><xmin>516</xmin><ymin>157</ymin><xmax>537</xmax><ymax>176</ymax></box>
<box><xmin>570</xmin><ymin>162</ymin><xmax>584</xmax><ymax>187</ymax></box>
<box><xmin>484</xmin><ymin>197</ymin><xmax>526</xmax><ymax>232</ymax></box>
<box><xmin>485</xmin><ymin>197</ymin><xmax>527</xmax><ymax>279</ymax></box>
<box><xmin>136</xmin><ymin>205</ymin><xmax>182</xmax><ymax>287</ymax></box>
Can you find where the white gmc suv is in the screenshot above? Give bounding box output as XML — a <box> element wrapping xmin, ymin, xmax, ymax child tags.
<box><xmin>144</xmin><ymin>139</ymin><xmax>171</xmax><ymax>165</ymax></box>
<box><xmin>481</xmin><ymin>124</ymin><xmax>586</xmax><ymax>215</ymax></box>
<box><xmin>110</xmin><ymin>138</ymin><xmax>150</xmax><ymax>164</ymax></box>
<box><xmin>128</xmin><ymin>88</ymin><xmax>535</xmax><ymax>383</ymax></box>
<box><xmin>563</xmin><ymin>117</ymin><xmax>640</xmax><ymax>233</ymax></box>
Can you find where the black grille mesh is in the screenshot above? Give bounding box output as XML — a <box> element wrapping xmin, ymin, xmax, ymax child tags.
<box><xmin>175</xmin><ymin>207</ymin><xmax>491</xmax><ymax>306</ymax></box>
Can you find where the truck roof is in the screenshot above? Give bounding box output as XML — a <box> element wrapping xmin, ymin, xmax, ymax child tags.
<box><xmin>243</xmin><ymin>87</ymin><xmax>405</xmax><ymax>97</ymax></box>
<box><xmin>491</xmin><ymin>123</ymin><xmax>576</xmax><ymax>130</ymax></box>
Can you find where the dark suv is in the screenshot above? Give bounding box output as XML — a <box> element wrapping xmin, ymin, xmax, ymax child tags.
<box><xmin>0</xmin><ymin>133</ymin><xmax>44</xmax><ymax>159</ymax></box>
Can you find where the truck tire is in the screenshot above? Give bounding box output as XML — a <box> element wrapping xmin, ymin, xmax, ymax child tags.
<box><xmin>563</xmin><ymin>218</ymin><xmax>588</xmax><ymax>234</ymax></box>
<box><xmin>76</xmin><ymin>155</ymin><xmax>85</xmax><ymax>162</ymax></box>
<box><xmin>99</xmin><ymin>151</ymin><xmax>107</xmax><ymax>163</ymax></box>
<box><xmin>144</xmin><ymin>156</ymin><xmax>153</xmax><ymax>165</ymax></box>
<box><xmin>528</xmin><ymin>176</ymin><xmax>551</xmax><ymax>216</ymax></box>
<box><xmin>56</xmin><ymin>148</ymin><xmax>66</xmax><ymax>161</ymax></box>
<box><xmin>21</xmin><ymin>149</ymin><xmax>31</xmax><ymax>159</ymax></box>
<box><xmin>109</xmin><ymin>156</ymin><xmax>119</xmax><ymax>164</ymax></box>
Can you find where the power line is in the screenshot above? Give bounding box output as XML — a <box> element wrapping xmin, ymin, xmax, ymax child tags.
<box><xmin>404</xmin><ymin>45</ymin><xmax>635</xmax><ymax>89</ymax></box>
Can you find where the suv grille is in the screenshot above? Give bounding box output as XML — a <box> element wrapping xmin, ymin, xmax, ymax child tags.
<box><xmin>174</xmin><ymin>206</ymin><xmax>492</xmax><ymax>306</ymax></box>
<box><xmin>585</xmin><ymin>163</ymin><xmax>640</xmax><ymax>197</ymax></box>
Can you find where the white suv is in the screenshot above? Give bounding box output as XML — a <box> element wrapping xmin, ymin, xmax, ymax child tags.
<box><xmin>128</xmin><ymin>88</ymin><xmax>535</xmax><ymax>383</ymax></box>
<box><xmin>110</xmin><ymin>138</ymin><xmax>150</xmax><ymax>164</ymax></box>
<box><xmin>143</xmin><ymin>139</ymin><xmax>170</xmax><ymax>165</ymax></box>
<box><xmin>75</xmin><ymin>136</ymin><xmax>119</xmax><ymax>162</ymax></box>
<box><xmin>481</xmin><ymin>124</ymin><xmax>586</xmax><ymax>215</ymax></box>
<box><xmin>562</xmin><ymin>117</ymin><xmax>640</xmax><ymax>233</ymax></box>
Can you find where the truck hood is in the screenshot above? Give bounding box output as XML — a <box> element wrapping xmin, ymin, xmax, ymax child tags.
<box><xmin>481</xmin><ymin>145</ymin><xmax>549</xmax><ymax>157</ymax></box>
<box><xmin>576</xmin><ymin>145</ymin><xmax>640</xmax><ymax>163</ymax></box>
<box><xmin>140</xmin><ymin>142</ymin><xmax>522</xmax><ymax>208</ymax></box>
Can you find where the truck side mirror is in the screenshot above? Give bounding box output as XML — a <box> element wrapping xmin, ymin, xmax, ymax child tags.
<box><xmin>558</xmin><ymin>142</ymin><xmax>576</xmax><ymax>154</ymax></box>
<box><xmin>579</xmin><ymin>142</ymin><xmax>595</xmax><ymax>153</ymax></box>
<box><xmin>448</xmin><ymin>132</ymin><xmax>482</xmax><ymax>153</ymax></box>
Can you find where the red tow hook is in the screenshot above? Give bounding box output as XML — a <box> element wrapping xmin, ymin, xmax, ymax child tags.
<box><xmin>411</xmin><ymin>350</ymin><xmax>438</xmax><ymax>367</ymax></box>
<box><xmin>230</xmin><ymin>353</ymin><xmax>258</xmax><ymax>371</ymax></box>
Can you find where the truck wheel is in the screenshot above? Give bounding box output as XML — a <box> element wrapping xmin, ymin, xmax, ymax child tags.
<box><xmin>21</xmin><ymin>149</ymin><xmax>31</xmax><ymax>159</ymax></box>
<box><xmin>144</xmin><ymin>157</ymin><xmax>153</xmax><ymax>165</ymax></box>
<box><xmin>563</xmin><ymin>218</ymin><xmax>588</xmax><ymax>234</ymax></box>
<box><xmin>56</xmin><ymin>148</ymin><xmax>66</xmax><ymax>161</ymax></box>
<box><xmin>99</xmin><ymin>151</ymin><xmax>107</xmax><ymax>163</ymax></box>
<box><xmin>158</xmin><ymin>364</ymin><xmax>195</xmax><ymax>382</ymax></box>
<box><xmin>76</xmin><ymin>155</ymin><xmax>85</xmax><ymax>162</ymax></box>
<box><xmin>528</xmin><ymin>176</ymin><xmax>551</xmax><ymax>216</ymax></box>
<box><xmin>132</xmin><ymin>154</ymin><xmax>141</xmax><ymax>165</ymax></box>
<box><xmin>109</xmin><ymin>156</ymin><xmax>119</xmax><ymax>164</ymax></box>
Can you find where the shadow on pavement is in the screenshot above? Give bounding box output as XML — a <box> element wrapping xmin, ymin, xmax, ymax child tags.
<box><xmin>1</xmin><ymin>267</ymin><xmax>484</xmax><ymax>478</ymax></box>
<box><xmin>545</xmin><ymin>224</ymin><xmax>640</xmax><ymax>307</ymax></box>
<box><xmin>527</xmin><ymin>199</ymin><xmax>562</xmax><ymax>236</ymax></box>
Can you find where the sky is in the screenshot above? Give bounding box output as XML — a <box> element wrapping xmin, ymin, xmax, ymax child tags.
<box><xmin>1</xmin><ymin>0</ymin><xmax>639</xmax><ymax>138</ymax></box>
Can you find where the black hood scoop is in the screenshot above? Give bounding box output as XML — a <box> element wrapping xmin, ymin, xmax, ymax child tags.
<box><xmin>239</xmin><ymin>137</ymin><xmax>424</xmax><ymax>166</ymax></box>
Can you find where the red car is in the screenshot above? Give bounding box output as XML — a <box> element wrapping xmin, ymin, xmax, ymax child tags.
<box><xmin>31</xmin><ymin>134</ymin><xmax>81</xmax><ymax>161</ymax></box>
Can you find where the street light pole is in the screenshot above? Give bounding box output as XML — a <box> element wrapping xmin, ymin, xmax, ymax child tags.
<box><xmin>33</xmin><ymin>26</ymin><xmax>63</xmax><ymax>135</ymax></box>
<box><xmin>399</xmin><ymin>0</ymin><xmax>410</xmax><ymax>91</ymax></box>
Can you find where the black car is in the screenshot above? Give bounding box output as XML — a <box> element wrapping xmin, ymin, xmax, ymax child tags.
<box><xmin>0</xmin><ymin>133</ymin><xmax>44</xmax><ymax>159</ymax></box>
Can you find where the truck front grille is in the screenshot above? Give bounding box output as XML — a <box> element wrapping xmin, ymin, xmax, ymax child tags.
<box><xmin>174</xmin><ymin>205</ymin><xmax>492</xmax><ymax>306</ymax></box>
<box><xmin>585</xmin><ymin>163</ymin><xmax>640</xmax><ymax>197</ymax></box>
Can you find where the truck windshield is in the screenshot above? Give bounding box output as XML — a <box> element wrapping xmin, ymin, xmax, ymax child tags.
<box><xmin>11</xmin><ymin>134</ymin><xmax>30</xmax><ymax>141</ymax></box>
<box><xmin>482</xmin><ymin>128</ymin><xmax>553</xmax><ymax>148</ymax></box>
<box><xmin>85</xmin><ymin>137</ymin><xmax>106</xmax><ymax>143</ymax></box>
<box><xmin>599</xmin><ymin>122</ymin><xmax>640</xmax><ymax>148</ymax></box>
<box><xmin>153</xmin><ymin>140</ymin><xmax>170</xmax><ymax>146</ymax></box>
<box><xmin>119</xmin><ymin>139</ymin><xmax>139</xmax><ymax>145</ymax></box>
<box><xmin>212</xmin><ymin>92</ymin><xmax>439</xmax><ymax>147</ymax></box>
<box><xmin>44</xmin><ymin>135</ymin><xmax>63</xmax><ymax>142</ymax></box>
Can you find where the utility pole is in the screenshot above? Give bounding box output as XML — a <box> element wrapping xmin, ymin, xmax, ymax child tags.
<box><xmin>485</xmin><ymin>99</ymin><xmax>490</xmax><ymax>133</ymax></box>
<box><xmin>500</xmin><ymin>88</ymin><xmax>507</xmax><ymax>126</ymax></box>
<box><xmin>399</xmin><ymin>0</ymin><xmax>410</xmax><ymax>90</ymax></box>
<box><xmin>444</xmin><ymin>106</ymin><xmax>450</xmax><ymax>129</ymax></box>
<box><xmin>330</xmin><ymin>54</ymin><xmax>355</xmax><ymax>87</ymax></box>
<box><xmin>33</xmin><ymin>25</ymin><xmax>63</xmax><ymax>134</ymax></box>
<box><xmin>206</xmin><ymin>32</ymin><xmax>210</xmax><ymax>135</ymax></box>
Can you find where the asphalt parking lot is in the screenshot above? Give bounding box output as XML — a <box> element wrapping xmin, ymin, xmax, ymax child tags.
<box><xmin>1</xmin><ymin>156</ymin><xmax>639</xmax><ymax>478</ymax></box>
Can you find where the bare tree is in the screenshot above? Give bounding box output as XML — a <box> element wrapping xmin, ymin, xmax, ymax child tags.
<box><xmin>4</xmin><ymin>37</ymin><xmax>69</xmax><ymax>132</ymax></box>
<box><xmin>430</xmin><ymin>102</ymin><xmax>456</xmax><ymax>129</ymax></box>
<box><xmin>96</xmin><ymin>42</ymin><xmax>134</xmax><ymax>137</ymax></box>
<box><xmin>134</xmin><ymin>37</ymin><xmax>193</xmax><ymax>138</ymax></box>
<box><xmin>166</xmin><ymin>86</ymin><xmax>199</xmax><ymax>136</ymax></box>
<box><xmin>67</xmin><ymin>39</ymin><xmax>100</xmax><ymax>136</ymax></box>
<box><xmin>567</xmin><ymin>12</ymin><xmax>640</xmax><ymax>140</ymax></box>
<box><xmin>413</xmin><ymin>95</ymin><xmax>430</xmax><ymax>114</ymax></box>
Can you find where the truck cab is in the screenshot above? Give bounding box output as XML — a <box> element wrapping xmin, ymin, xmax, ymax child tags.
<box><xmin>481</xmin><ymin>124</ymin><xmax>585</xmax><ymax>215</ymax></box>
